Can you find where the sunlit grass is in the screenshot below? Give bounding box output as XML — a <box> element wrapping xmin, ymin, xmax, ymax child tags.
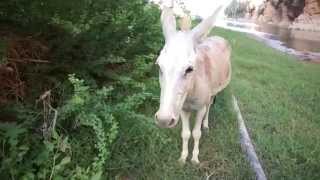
<box><xmin>108</xmin><ymin>85</ymin><xmax>253</xmax><ymax>179</ymax></box>
<box><xmin>110</xmin><ymin>28</ymin><xmax>320</xmax><ymax>179</ymax></box>
<box><xmin>214</xmin><ymin>28</ymin><xmax>320</xmax><ymax>179</ymax></box>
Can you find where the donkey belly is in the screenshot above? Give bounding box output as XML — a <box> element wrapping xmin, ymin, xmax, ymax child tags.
<box><xmin>182</xmin><ymin>98</ymin><xmax>202</xmax><ymax>112</ymax></box>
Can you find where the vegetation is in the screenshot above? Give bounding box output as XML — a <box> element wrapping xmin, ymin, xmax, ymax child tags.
<box><xmin>0</xmin><ymin>0</ymin><xmax>167</xmax><ymax>179</ymax></box>
<box><xmin>216</xmin><ymin>28</ymin><xmax>320</xmax><ymax>179</ymax></box>
<box><xmin>225</xmin><ymin>0</ymin><xmax>249</xmax><ymax>18</ymax></box>
<box><xmin>0</xmin><ymin>0</ymin><xmax>319</xmax><ymax>179</ymax></box>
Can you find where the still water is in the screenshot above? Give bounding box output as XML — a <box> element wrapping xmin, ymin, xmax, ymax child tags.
<box><xmin>219</xmin><ymin>20</ymin><xmax>320</xmax><ymax>62</ymax></box>
<box><xmin>255</xmin><ymin>24</ymin><xmax>320</xmax><ymax>53</ymax></box>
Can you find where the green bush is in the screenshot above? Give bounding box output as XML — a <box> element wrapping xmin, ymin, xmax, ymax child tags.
<box><xmin>0</xmin><ymin>74</ymin><xmax>119</xmax><ymax>179</ymax></box>
<box><xmin>61</xmin><ymin>74</ymin><xmax>119</xmax><ymax>178</ymax></box>
<box><xmin>0</xmin><ymin>0</ymin><xmax>167</xmax><ymax>179</ymax></box>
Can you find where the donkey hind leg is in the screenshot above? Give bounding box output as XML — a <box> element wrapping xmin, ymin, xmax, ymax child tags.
<box><xmin>202</xmin><ymin>96</ymin><xmax>215</xmax><ymax>131</ymax></box>
<box><xmin>178</xmin><ymin>110</ymin><xmax>191</xmax><ymax>164</ymax></box>
<box><xmin>191</xmin><ymin>106</ymin><xmax>207</xmax><ymax>164</ymax></box>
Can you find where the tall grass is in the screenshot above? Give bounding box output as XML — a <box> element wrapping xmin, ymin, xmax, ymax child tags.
<box><xmin>116</xmin><ymin>28</ymin><xmax>320</xmax><ymax>179</ymax></box>
<box><xmin>214</xmin><ymin>28</ymin><xmax>320</xmax><ymax>179</ymax></box>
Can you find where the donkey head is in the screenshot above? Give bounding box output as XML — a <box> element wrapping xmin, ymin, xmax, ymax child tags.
<box><xmin>155</xmin><ymin>6</ymin><xmax>222</xmax><ymax>128</ymax></box>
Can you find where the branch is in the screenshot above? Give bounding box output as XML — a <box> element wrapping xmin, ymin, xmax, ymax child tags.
<box><xmin>8</xmin><ymin>58</ymin><xmax>50</xmax><ymax>63</ymax></box>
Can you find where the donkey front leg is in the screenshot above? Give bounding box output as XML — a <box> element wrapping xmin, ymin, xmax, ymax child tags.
<box><xmin>202</xmin><ymin>103</ymin><xmax>211</xmax><ymax>131</ymax></box>
<box><xmin>191</xmin><ymin>106</ymin><xmax>207</xmax><ymax>164</ymax></box>
<box><xmin>178</xmin><ymin>110</ymin><xmax>191</xmax><ymax>164</ymax></box>
<box><xmin>202</xmin><ymin>96</ymin><xmax>215</xmax><ymax>131</ymax></box>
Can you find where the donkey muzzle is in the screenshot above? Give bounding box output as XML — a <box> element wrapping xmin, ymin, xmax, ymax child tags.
<box><xmin>155</xmin><ymin>111</ymin><xmax>178</xmax><ymax>128</ymax></box>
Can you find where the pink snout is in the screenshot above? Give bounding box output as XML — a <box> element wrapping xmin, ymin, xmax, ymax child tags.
<box><xmin>155</xmin><ymin>110</ymin><xmax>178</xmax><ymax>128</ymax></box>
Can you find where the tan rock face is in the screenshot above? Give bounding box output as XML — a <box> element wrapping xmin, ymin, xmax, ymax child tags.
<box><xmin>263</xmin><ymin>1</ymin><xmax>282</xmax><ymax>23</ymax></box>
<box><xmin>262</xmin><ymin>1</ymin><xmax>275</xmax><ymax>22</ymax></box>
<box><xmin>279</xmin><ymin>2</ymin><xmax>291</xmax><ymax>27</ymax></box>
<box><xmin>248</xmin><ymin>0</ymin><xmax>291</xmax><ymax>26</ymax></box>
<box><xmin>244</xmin><ymin>0</ymin><xmax>320</xmax><ymax>31</ymax></box>
<box><xmin>304</xmin><ymin>0</ymin><xmax>320</xmax><ymax>15</ymax></box>
<box><xmin>290</xmin><ymin>0</ymin><xmax>320</xmax><ymax>31</ymax></box>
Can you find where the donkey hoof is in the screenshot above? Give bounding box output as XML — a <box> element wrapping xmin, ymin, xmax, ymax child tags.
<box><xmin>178</xmin><ymin>158</ymin><xmax>186</xmax><ymax>165</ymax></box>
<box><xmin>191</xmin><ymin>158</ymin><xmax>200</xmax><ymax>165</ymax></box>
<box><xmin>202</xmin><ymin>126</ymin><xmax>209</xmax><ymax>134</ymax></box>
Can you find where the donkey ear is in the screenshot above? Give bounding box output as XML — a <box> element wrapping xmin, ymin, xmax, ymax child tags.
<box><xmin>191</xmin><ymin>6</ymin><xmax>222</xmax><ymax>42</ymax></box>
<box><xmin>161</xmin><ymin>6</ymin><xmax>177</xmax><ymax>42</ymax></box>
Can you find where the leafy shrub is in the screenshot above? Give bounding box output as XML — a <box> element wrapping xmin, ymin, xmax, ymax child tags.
<box><xmin>0</xmin><ymin>112</ymin><xmax>73</xmax><ymax>179</ymax></box>
<box><xmin>0</xmin><ymin>0</ymin><xmax>168</xmax><ymax>179</ymax></box>
<box><xmin>0</xmin><ymin>74</ymin><xmax>119</xmax><ymax>179</ymax></box>
<box><xmin>60</xmin><ymin>74</ymin><xmax>118</xmax><ymax>178</ymax></box>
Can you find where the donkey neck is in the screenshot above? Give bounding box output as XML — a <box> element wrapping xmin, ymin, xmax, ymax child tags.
<box><xmin>183</xmin><ymin>43</ymin><xmax>213</xmax><ymax>111</ymax></box>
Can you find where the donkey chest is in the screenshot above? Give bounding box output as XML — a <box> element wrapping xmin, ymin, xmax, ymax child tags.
<box><xmin>182</xmin><ymin>91</ymin><xmax>209</xmax><ymax>112</ymax></box>
<box><xmin>182</xmin><ymin>78</ymin><xmax>212</xmax><ymax>112</ymax></box>
<box><xmin>182</xmin><ymin>97</ymin><xmax>203</xmax><ymax>111</ymax></box>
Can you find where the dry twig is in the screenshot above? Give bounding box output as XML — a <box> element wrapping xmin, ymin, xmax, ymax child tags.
<box><xmin>37</xmin><ymin>90</ymin><xmax>58</xmax><ymax>138</ymax></box>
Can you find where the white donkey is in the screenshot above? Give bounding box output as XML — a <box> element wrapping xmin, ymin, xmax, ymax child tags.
<box><xmin>154</xmin><ymin>6</ymin><xmax>232</xmax><ymax>164</ymax></box>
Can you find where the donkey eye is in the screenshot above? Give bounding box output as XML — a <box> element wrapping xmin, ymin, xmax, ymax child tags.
<box><xmin>185</xmin><ymin>66</ymin><xmax>193</xmax><ymax>75</ymax></box>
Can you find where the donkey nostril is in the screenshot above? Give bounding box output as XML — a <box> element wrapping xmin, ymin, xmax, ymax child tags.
<box><xmin>169</xmin><ymin>118</ymin><xmax>175</xmax><ymax>126</ymax></box>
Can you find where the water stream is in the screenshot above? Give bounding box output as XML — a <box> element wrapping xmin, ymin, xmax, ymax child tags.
<box><xmin>218</xmin><ymin>20</ymin><xmax>320</xmax><ymax>63</ymax></box>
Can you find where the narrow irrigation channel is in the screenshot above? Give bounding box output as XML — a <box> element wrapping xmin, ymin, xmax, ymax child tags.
<box><xmin>232</xmin><ymin>95</ymin><xmax>267</xmax><ymax>180</ymax></box>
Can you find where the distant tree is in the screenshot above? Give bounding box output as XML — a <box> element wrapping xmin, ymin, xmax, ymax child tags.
<box><xmin>225</xmin><ymin>0</ymin><xmax>249</xmax><ymax>18</ymax></box>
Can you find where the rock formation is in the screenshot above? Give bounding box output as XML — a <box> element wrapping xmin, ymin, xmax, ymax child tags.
<box><xmin>227</xmin><ymin>0</ymin><xmax>320</xmax><ymax>31</ymax></box>
<box><xmin>243</xmin><ymin>0</ymin><xmax>320</xmax><ymax>31</ymax></box>
<box><xmin>290</xmin><ymin>0</ymin><xmax>320</xmax><ymax>31</ymax></box>
<box><xmin>264</xmin><ymin>1</ymin><xmax>282</xmax><ymax>23</ymax></box>
<box><xmin>279</xmin><ymin>2</ymin><xmax>291</xmax><ymax>26</ymax></box>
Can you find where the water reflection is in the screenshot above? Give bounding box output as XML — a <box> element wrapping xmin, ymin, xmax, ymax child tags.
<box><xmin>256</xmin><ymin>24</ymin><xmax>320</xmax><ymax>53</ymax></box>
<box><xmin>221</xmin><ymin>20</ymin><xmax>320</xmax><ymax>62</ymax></box>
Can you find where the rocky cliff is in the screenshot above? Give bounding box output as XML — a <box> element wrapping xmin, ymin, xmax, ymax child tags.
<box><xmin>246</xmin><ymin>0</ymin><xmax>320</xmax><ymax>31</ymax></box>
<box><xmin>290</xmin><ymin>0</ymin><xmax>320</xmax><ymax>31</ymax></box>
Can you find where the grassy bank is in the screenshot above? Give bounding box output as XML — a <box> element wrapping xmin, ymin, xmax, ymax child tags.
<box><xmin>1</xmin><ymin>19</ymin><xmax>319</xmax><ymax>178</ymax></box>
<box><xmin>214</xmin><ymin>28</ymin><xmax>320</xmax><ymax>179</ymax></box>
<box><xmin>111</xmin><ymin>28</ymin><xmax>320</xmax><ymax>179</ymax></box>
<box><xmin>107</xmin><ymin>63</ymin><xmax>253</xmax><ymax>179</ymax></box>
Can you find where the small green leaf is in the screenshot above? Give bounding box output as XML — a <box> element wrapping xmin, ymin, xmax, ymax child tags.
<box><xmin>59</xmin><ymin>156</ymin><xmax>71</xmax><ymax>166</ymax></box>
<box><xmin>52</xmin><ymin>130</ymin><xmax>60</xmax><ymax>140</ymax></box>
<box><xmin>91</xmin><ymin>171</ymin><xmax>102</xmax><ymax>180</ymax></box>
<box><xmin>59</xmin><ymin>136</ymin><xmax>70</xmax><ymax>152</ymax></box>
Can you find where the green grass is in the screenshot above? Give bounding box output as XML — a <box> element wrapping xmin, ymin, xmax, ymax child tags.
<box><xmin>214</xmin><ymin>28</ymin><xmax>320</xmax><ymax>179</ymax></box>
<box><xmin>109</xmin><ymin>28</ymin><xmax>320</xmax><ymax>179</ymax></box>
<box><xmin>108</xmin><ymin>85</ymin><xmax>253</xmax><ymax>179</ymax></box>
<box><xmin>107</xmin><ymin>30</ymin><xmax>258</xmax><ymax>179</ymax></box>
